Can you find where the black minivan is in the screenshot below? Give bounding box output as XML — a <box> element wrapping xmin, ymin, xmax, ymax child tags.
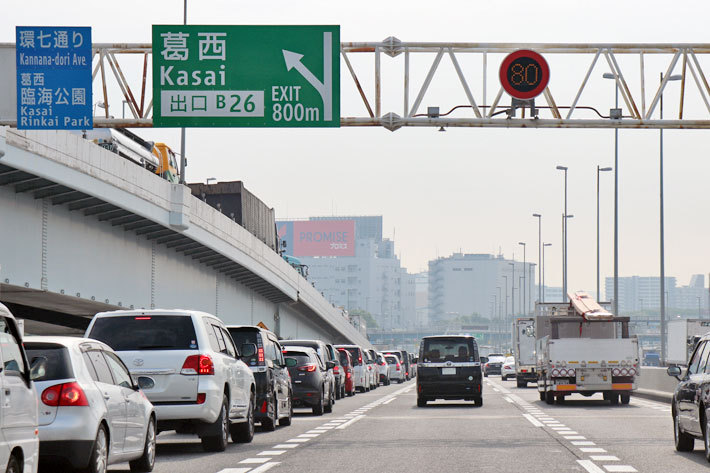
<box><xmin>668</xmin><ymin>332</ymin><xmax>710</xmax><ymax>460</ymax></box>
<box><xmin>417</xmin><ymin>335</ymin><xmax>482</xmax><ymax>407</ymax></box>
<box><xmin>227</xmin><ymin>325</ymin><xmax>293</xmax><ymax>430</ymax></box>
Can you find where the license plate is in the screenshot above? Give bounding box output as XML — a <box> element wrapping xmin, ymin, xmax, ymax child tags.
<box><xmin>442</xmin><ymin>368</ymin><xmax>456</xmax><ymax>375</ymax></box>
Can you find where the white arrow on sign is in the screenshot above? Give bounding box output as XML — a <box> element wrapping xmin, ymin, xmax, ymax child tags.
<box><xmin>282</xmin><ymin>32</ymin><xmax>333</xmax><ymax>121</ymax></box>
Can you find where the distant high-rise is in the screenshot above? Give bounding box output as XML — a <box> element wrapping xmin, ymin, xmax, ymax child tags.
<box><xmin>604</xmin><ymin>275</ymin><xmax>708</xmax><ymax>313</ymax></box>
<box><xmin>276</xmin><ymin>216</ymin><xmax>416</xmax><ymax>330</ymax></box>
<box><xmin>428</xmin><ymin>253</ymin><xmax>535</xmax><ymax>326</ymax></box>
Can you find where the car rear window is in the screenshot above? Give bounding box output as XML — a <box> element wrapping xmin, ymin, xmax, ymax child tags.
<box><xmin>385</xmin><ymin>355</ymin><xmax>398</xmax><ymax>364</ymax></box>
<box><xmin>422</xmin><ymin>338</ymin><xmax>478</xmax><ymax>363</ymax></box>
<box><xmin>341</xmin><ymin>347</ymin><xmax>361</xmax><ymax>365</ymax></box>
<box><xmin>227</xmin><ymin>328</ymin><xmax>259</xmax><ymax>365</ymax></box>
<box><xmin>25</xmin><ymin>344</ymin><xmax>74</xmax><ymax>381</ymax></box>
<box><xmin>338</xmin><ymin>350</ymin><xmax>350</xmax><ymax>367</ymax></box>
<box><xmin>89</xmin><ymin>315</ymin><xmax>198</xmax><ymax>351</ymax></box>
<box><xmin>284</xmin><ymin>351</ymin><xmax>310</xmax><ymax>365</ymax></box>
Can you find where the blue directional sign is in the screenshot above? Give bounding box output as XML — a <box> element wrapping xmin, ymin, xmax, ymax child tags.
<box><xmin>16</xmin><ymin>26</ymin><xmax>92</xmax><ymax>130</ymax></box>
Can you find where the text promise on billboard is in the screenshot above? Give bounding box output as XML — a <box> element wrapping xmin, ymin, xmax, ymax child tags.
<box><xmin>152</xmin><ymin>25</ymin><xmax>339</xmax><ymax>127</ymax></box>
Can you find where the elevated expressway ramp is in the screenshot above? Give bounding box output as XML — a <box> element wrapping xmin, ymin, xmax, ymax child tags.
<box><xmin>0</xmin><ymin>127</ymin><xmax>370</xmax><ymax>346</ymax></box>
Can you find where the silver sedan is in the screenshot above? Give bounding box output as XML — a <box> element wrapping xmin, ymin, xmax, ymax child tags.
<box><xmin>25</xmin><ymin>336</ymin><xmax>156</xmax><ymax>473</ymax></box>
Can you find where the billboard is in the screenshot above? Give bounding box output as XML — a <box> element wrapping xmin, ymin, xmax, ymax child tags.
<box><xmin>277</xmin><ymin>220</ymin><xmax>355</xmax><ymax>257</ymax></box>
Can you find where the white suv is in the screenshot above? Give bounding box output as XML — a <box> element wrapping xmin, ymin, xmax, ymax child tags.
<box><xmin>85</xmin><ymin>310</ymin><xmax>256</xmax><ymax>452</ymax></box>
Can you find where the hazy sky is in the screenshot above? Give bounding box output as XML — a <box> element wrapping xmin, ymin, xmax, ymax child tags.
<box><xmin>3</xmin><ymin>1</ymin><xmax>710</xmax><ymax>296</ymax></box>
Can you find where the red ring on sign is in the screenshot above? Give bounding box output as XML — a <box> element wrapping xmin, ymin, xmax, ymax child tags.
<box><xmin>499</xmin><ymin>49</ymin><xmax>550</xmax><ymax>100</ymax></box>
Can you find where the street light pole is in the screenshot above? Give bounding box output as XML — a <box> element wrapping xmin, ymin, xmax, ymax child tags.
<box><xmin>603</xmin><ymin>73</ymin><xmax>620</xmax><ymax>316</ymax></box>
<box><xmin>533</xmin><ymin>214</ymin><xmax>542</xmax><ymax>304</ymax></box>
<box><xmin>556</xmin><ymin>166</ymin><xmax>569</xmax><ymax>297</ymax></box>
<box><xmin>179</xmin><ymin>0</ymin><xmax>188</xmax><ymax>184</ymax></box>
<box><xmin>597</xmin><ymin>166</ymin><xmax>612</xmax><ymax>301</ymax></box>
<box><xmin>659</xmin><ymin>72</ymin><xmax>682</xmax><ymax>364</ymax></box>
<box><xmin>543</xmin><ymin>243</ymin><xmax>552</xmax><ymax>302</ymax></box>
<box><xmin>519</xmin><ymin>242</ymin><xmax>526</xmax><ymax>314</ymax></box>
<box><xmin>503</xmin><ymin>275</ymin><xmax>509</xmax><ymax>323</ymax></box>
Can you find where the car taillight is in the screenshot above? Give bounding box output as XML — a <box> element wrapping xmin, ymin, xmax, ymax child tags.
<box><xmin>346</xmin><ymin>372</ymin><xmax>351</xmax><ymax>378</ymax></box>
<box><xmin>396</xmin><ymin>363</ymin><xmax>401</xmax><ymax>371</ymax></box>
<box><xmin>42</xmin><ymin>382</ymin><xmax>88</xmax><ymax>407</ymax></box>
<box><xmin>258</xmin><ymin>347</ymin><xmax>265</xmax><ymax>364</ymax></box>
<box><xmin>298</xmin><ymin>363</ymin><xmax>317</xmax><ymax>372</ymax></box>
<box><xmin>181</xmin><ymin>355</ymin><xmax>214</xmax><ymax>375</ymax></box>
<box><xmin>485</xmin><ymin>363</ymin><xmax>490</xmax><ymax>368</ymax></box>
<box><xmin>333</xmin><ymin>366</ymin><xmax>339</xmax><ymax>373</ymax></box>
<box><xmin>197</xmin><ymin>393</ymin><xmax>206</xmax><ymax>404</ymax></box>
<box><xmin>358</xmin><ymin>355</ymin><xmax>363</xmax><ymax>364</ymax></box>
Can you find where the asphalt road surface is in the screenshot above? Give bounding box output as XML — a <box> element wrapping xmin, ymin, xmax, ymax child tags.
<box><xmin>103</xmin><ymin>377</ymin><xmax>709</xmax><ymax>473</ymax></box>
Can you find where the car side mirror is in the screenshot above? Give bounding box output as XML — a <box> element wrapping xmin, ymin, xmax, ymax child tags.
<box><xmin>326</xmin><ymin>361</ymin><xmax>335</xmax><ymax>370</ymax></box>
<box><xmin>241</xmin><ymin>343</ymin><xmax>257</xmax><ymax>358</ymax></box>
<box><xmin>667</xmin><ymin>365</ymin><xmax>682</xmax><ymax>380</ymax></box>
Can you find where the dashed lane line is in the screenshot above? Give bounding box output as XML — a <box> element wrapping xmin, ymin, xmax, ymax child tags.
<box><xmin>249</xmin><ymin>463</ymin><xmax>280</xmax><ymax>473</ymax></box>
<box><xmin>578</xmin><ymin>460</ymin><xmax>606</xmax><ymax>473</ymax></box>
<box><xmin>258</xmin><ymin>451</ymin><xmax>286</xmax><ymax>456</ymax></box>
<box><xmin>239</xmin><ymin>458</ymin><xmax>270</xmax><ymax>464</ymax></box>
<box><xmin>272</xmin><ymin>444</ymin><xmax>298</xmax><ymax>449</ymax></box>
<box><xmin>486</xmin><ymin>378</ymin><xmax>639</xmax><ymax>473</ymax></box>
<box><xmin>335</xmin><ymin>414</ymin><xmax>365</xmax><ymax>429</ymax></box>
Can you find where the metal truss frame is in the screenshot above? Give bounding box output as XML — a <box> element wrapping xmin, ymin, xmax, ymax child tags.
<box><xmin>3</xmin><ymin>40</ymin><xmax>710</xmax><ymax>129</ymax></box>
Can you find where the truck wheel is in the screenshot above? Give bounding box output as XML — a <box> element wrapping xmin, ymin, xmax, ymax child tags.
<box><xmin>417</xmin><ymin>396</ymin><xmax>427</xmax><ymax>407</ymax></box>
<box><xmin>539</xmin><ymin>391</ymin><xmax>545</xmax><ymax>401</ymax></box>
<box><xmin>620</xmin><ymin>393</ymin><xmax>630</xmax><ymax>405</ymax></box>
<box><xmin>545</xmin><ymin>391</ymin><xmax>555</xmax><ymax>405</ymax></box>
<box><xmin>609</xmin><ymin>393</ymin><xmax>619</xmax><ymax>405</ymax></box>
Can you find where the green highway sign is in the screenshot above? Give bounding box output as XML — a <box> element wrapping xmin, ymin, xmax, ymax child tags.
<box><xmin>152</xmin><ymin>25</ymin><xmax>339</xmax><ymax>127</ymax></box>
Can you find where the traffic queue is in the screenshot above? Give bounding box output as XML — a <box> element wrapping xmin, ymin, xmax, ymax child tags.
<box><xmin>0</xmin><ymin>303</ymin><xmax>414</xmax><ymax>473</ymax></box>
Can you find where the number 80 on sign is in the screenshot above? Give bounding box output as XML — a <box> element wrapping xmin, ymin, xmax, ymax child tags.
<box><xmin>499</xmin><ymin>49</ymin><xmax>550</xmax><ymax>100</ymax></box>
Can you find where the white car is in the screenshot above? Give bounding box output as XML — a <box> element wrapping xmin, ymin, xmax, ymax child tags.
<box><xmin>86</xmin><ymin>309</ymin><xmax>256</xmax><ymax>452</ymax></box>
<box><xmin>0</xmin><ymin>303</ymin><xmax>39</xmax><ymax>473</ymax></box>
<box><xmin>25</xmin><ymin>336</ymin><xmax>156</xmax><ymax>472</ymax></box>
<box><xmin>385</xmin><ymin>354</ymin><xmax>405</xmax><ymax>383</ymax></box>
<box><xmin>336</xmin><ymin>345</ymin><xmax>368</xmax><ymax>392</ymax></box>
<box><xmin>501</xmin><ymin>356</ymin><xmax>516</xmax><ymax>381</ymax></box>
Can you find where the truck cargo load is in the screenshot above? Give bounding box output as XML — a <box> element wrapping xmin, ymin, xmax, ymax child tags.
<box><xmin>188</xmin><ymin>181</ymin><xmax>278</xmax><ymax>252</ymax></box>
<box><xmin>535</xmin><ymin>293</ymin><xmax>638</xmax><ymax>405</ymax></box>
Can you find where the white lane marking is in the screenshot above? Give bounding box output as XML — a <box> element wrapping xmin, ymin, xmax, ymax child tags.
<box><xmin>503</xmin><ymin>396</ymin><xmax>514</xmax><ymax>403</ymax></box>
<box><xmin>327</xmin><ymin>420</ymin><xmax>346</xmax><ymax>423</ymax></box>
<box><xmin>559</xmin><ymin>431</ymin><xmax>578</xmax><ymax>435</ymax></box>
<box><xmin>382</xmin><ymin>397</ymin><xmax>396</xmax><ymax>405</ymax></box>
<box><xmin>551</xmin><ymin>427</ymin><xmax>572</xmax><ymax>431</ymax></box>
<box><xmin>249</xmin><ymin>463</ymin><xmax>281</xmax><ymax>473</ymax></box>
<box><xmin>572</xmin><ymin>441</ymin><xmax>596</xmax><ymax>446</ymax></box>
<box><xmin>580</xmin><ymin>448</ymin><xmax>607</xmax><ymax>453</ymax></box>
<box><xmin>298</xmin><ymin>433</ymin><xmax>320</xmax><ymax>438</ymax></box>
<box><xmin>603</xmin><ymin>466</ymin><xmax>637</xmax><ymax>472</ymax></box>
<box><xmin>307</xmin><ymin>430</ymin><xmax>328</xmax><ymax>434</ymax></box>
<box><xmin>239</xmin><ymin>458</ymin><xmax>270</xmax><ymax>464</ymax></box>
<box><xmin>316</xmin><ymin>426</ymin><xmax>334</xmax><ymax>430</ymax></box>
<box><xmin>258</xmin><ymin>451</ymin><xmax>286</xmax><ymax>456</ymax></box>
<box><xmin>335</xmin><ymin>414</ymin><xmax>365</xmax><ymax>429</ymax></box>
<box><xmin>216</xmin><ymin>469</ymin><xmax>251</xmax><ymax>473</ymax></box>
<box><xmin>493</xmin><ymin>388</ymin><xmax>500</xmax><ymax>392</ymax></box>
<box><xmin>286</xmin><ymin>438</ymin><xmax>310</xmax><ymax>443</ymax></box>
<box><xmin>522</xmin><ymin>414</ymin><xmax>544</xmax><ymax>427</ymax></box>
<box><xmin>590</xmin><ymin>456</ymin><xmax>619</xmax><ymax>461</ymax></box>
<box><xmin>563</xmin><ymin>436</ymin><xmax>586</xmax><ymax>440</ymax></box>
<box><xmin>273</xmin><ymin>444</ymin><xmax>298</xmax><ymax>449</ymax></box>
<box><xmin>577</xmin><ymin>460</ymin><xmax>606</xmax><ymax>473</ymax></box>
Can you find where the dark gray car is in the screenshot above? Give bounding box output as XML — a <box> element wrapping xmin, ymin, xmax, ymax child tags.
<box><xmin>281</xmin><ymin>340</ymin><xmax>337</xmax><ymax>405</ymax></box>
<box><xmin>283</xmin><ymin>347</ymin><xmax>334</xmax><ymax>415</ymax></box>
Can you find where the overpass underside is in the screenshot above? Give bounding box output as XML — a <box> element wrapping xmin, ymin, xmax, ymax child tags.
<box><xmin>0</xmin><ymin>128</ymin><xmax>369</xmax><ymax>346</ymax></box>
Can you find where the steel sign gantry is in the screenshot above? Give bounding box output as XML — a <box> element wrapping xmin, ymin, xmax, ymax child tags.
<box><xmin>3</xmin><ymin>39</ymin><xmax>710</xmax><ymax>129</ymax></box>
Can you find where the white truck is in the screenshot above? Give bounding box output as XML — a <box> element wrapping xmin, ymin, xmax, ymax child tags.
<box><xmin>667</xmin><ymin>319</ymin><xmax>710</xmax><ymax>366</ymax></box>
<box><xmin>512</xmin><ymin>318</ymin><xmax>537</xmax><ymax>388</ymax></box>
<box><xmin>536</xmin><ymin>292</ymin><xmax>639</xmax><ymax>405</ymax></box>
